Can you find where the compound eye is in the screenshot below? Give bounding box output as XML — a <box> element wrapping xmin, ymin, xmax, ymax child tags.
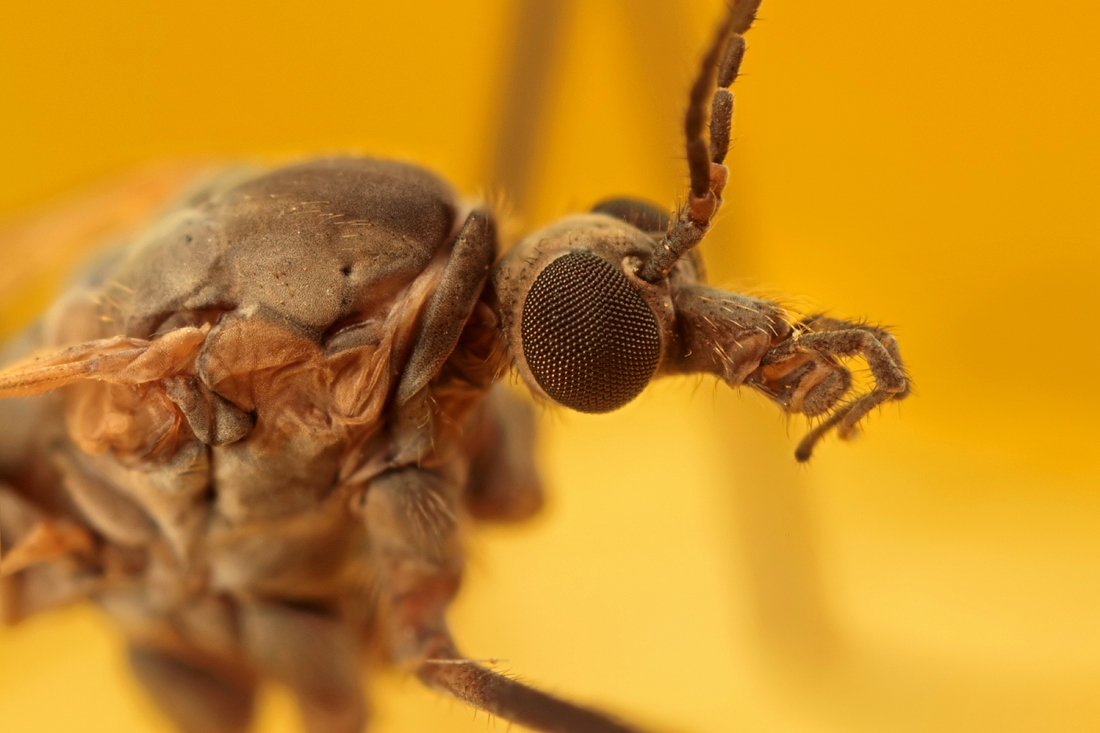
<box><xmin>521</xmin><ymin>251</ymin><xmax>661</xmax><ymax>413</ymax></box>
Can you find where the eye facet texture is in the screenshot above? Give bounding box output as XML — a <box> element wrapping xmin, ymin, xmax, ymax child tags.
<box><xmin>521</xmin><ymin>251</ymin><xmax>660</xmax><ymax>413</ymax></box>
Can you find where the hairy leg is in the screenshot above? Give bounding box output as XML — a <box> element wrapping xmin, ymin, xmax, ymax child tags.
<box><xmin>360</xmin><ymin>466</ymin><xmax>648</xmax><ymax>733</ymax></box>
<box><xmin>755</xmin><ymin>317</ymin><xmax>909</xmax><ymax>460</ymax></box>
<box><xmin>417</xmin><ymin>637</ymin><xmax>647</xmax><ymax>733</ymax></box>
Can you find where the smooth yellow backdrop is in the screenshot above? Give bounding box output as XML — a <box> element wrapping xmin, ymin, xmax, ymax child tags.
<box><xmin>1</xmin><ymin>1</ymin><xmax>1098</xmax><ymax>732</ymax></box>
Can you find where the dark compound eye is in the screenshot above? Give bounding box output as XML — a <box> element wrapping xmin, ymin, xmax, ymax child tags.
<box><xmin>521</xmin><ymin>251</ymin><xmax>661</xmax><ymax>413</ymax></box>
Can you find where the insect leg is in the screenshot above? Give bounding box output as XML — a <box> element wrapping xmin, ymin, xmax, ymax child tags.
<box><xmin>46</xmin><ymin>449</ymin><xmax>160</xmax><ymax>546</ymax></box>
<box><xmin>128</xmin><ymin>645</ymin><xmax>257</xmax><ymax>733</ymax></box>
<box><xmin>660</xmin><ymin>282</ymin><xmax>789</xmax><ymax>386</ymax></box>
<box><xmin>358</xmin><ymin>466</ymin><xmax>461</xmax><ymax>662</ymax></box>
<box><xmin>395</xmin><ymin>209</ymin><xmax>498</xmax><ymax>406</ymax></box>
<box><xmin>359</xmin><ymin>461</ymin><xmax>616</xmax><ymax>729</ymax></box>
<box><xmin>417</xmin><ymin>637</ymin><xmax>649</xmax><ymax>733</ymax></box>
<box><xmin>0</xmin><ymin>516</ymin><xmax>94</xmax><ymax>576</ymax></box>
<box><xmin>462</xmin><ymin>384</ymin><xmax>543</xmax><ymax>523</ymax></box>
<box><xmin>360</xmin><ymin>467</ymin><xmax>644</xmax><ymax>731</ymax></box>
<box><xmin>239</xmin><ymin>602</ymin><xmax>366</xmax><ymax>733</ymax></box>
<box><xmin>756</xmin><ymin>318</ymin><xmax>910</xmax><ymax>460</ymax></box>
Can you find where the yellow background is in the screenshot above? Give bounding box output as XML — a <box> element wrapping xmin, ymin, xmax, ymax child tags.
<box><xmin>2</xmin><ymin>1</ymin><xmax>1098</xmax><ymax>731</ymax></box>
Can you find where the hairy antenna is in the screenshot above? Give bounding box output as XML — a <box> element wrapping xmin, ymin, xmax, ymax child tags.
<box><xmin>637</xmin><ymin>0</ymin><xmax>762</xmax><ymax>283</ymax></box>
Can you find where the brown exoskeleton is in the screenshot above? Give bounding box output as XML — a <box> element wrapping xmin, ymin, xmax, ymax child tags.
<box><xmin>0</xmin><ymin>2</ymin><xmax>907</xmax><ymax>732</ymax></box>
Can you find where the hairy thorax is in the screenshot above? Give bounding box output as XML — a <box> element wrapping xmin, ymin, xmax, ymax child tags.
<box><xmin>3</xmin><ymin>159</ymin><xmax>488</xmax><ymax>639</ymax></box>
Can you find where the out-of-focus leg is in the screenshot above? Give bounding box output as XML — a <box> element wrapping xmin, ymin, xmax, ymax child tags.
<box><xmin>463</xmin><ymin>385</ymin><xmax>543</xmax><ymax>523</ymax></box>
<box><xmin>418</xmin><ymin>636</ymin><xmax>648</xmax><ymax>733</ymax></box>
<box><xmin>240</xmin><ymin>601</ymin><xmax>366</xmax><ymax>733</ymax></box>
<box><xmin>128</xmin><ymin>645</ymin><xmax>256</xmax><ymax>733</ymax></box>
<box><xmin>358</xmin><ymin>466</ymin><xmax>461</xmax><ymax>665</ymax></box>
<box><xmin>360</xmin><ymin>466</ymin><xmax>646</xmax><ymax>733</ymax></box>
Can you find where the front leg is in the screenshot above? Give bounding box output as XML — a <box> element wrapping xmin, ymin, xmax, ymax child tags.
<box><xmin>750</xmin><ymin>316</ymin><xmax>909</xmax><ymax>460</ymax></box>
<box><xmin>662</xmin><ymin>283</ymin><xmax>790</xmax><ymax>386</ymax></box>
<box><xmin>665</xmin><ymin>285</ymin><xmax>909</xmax><ymax>461</ymax></box>
<box><xmin>391</xmin><ymin>209</ymin><xmax>500</xmax><ymax>465</ymax></box>
<box><xmin>395</xmin><ymin>209</ymin><xmax>497</xmax><ymax>405</ymax></box>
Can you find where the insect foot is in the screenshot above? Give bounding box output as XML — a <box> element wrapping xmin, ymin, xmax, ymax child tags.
<box><xmin>751</xmin><ymin>316</ymin><xmax>910</xmax><ymax>461</ymax></box>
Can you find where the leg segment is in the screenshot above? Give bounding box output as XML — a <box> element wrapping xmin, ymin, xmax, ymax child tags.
<box><xmin>128</xmin><ymin>645</ymin><xmax>256</xmax><ymax>733</ymax></box>
<box><xmin>391</xmin><ymin>209</ymin><xmax>500</xmax><ymax>466</ymax></box>
<box><xmin>485</xmin><ymin>0</ymin><xmax>571</xmax><ymax>215</ymax></box>
<box><xmin>360</xmin><ymin>466</ymin><xmax>648</xmax><ymax>733</ymax></box>
<box><xmin>462</xmin><ymin>384</ymin><xmax>544</xmax><ymax>523</ymax></box>
<box><xmin>358</xmin><ymin>466</ymin><xmax>462</xmax><ymax>664</ymax></box>
<box><xmin>661</xmin><ymin>283</ymin><xmax>790</xmax><ymax>385</ymax></box>
<box><xmin>417</xmin><ymin>636</ymin><xmax>648</xmax><ymax>733</ymax></box>
<box><xmin>0</xmin><ymin>485</ymin><xmax>101</xmax><ymax>623</ymax></box>
<box><xmin>753</xmin><ymin>316</ymin><xmax>910</xmax><ymax>460</ymax></box>
<box><xmin>395</xmin><ymin>209</ymin><xmax>498</xmax><ymax>405</ymax></box>
<box><xmin>240</xmin><ymin>602</ymin><xmax>366</xmax><ymax>733</ymax></box>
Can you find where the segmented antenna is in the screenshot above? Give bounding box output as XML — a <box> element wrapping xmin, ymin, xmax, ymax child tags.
<box><xmin>637</xmin><ymin>0</ymin><xmax>761</xmax><ymax>283</ymax></box>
